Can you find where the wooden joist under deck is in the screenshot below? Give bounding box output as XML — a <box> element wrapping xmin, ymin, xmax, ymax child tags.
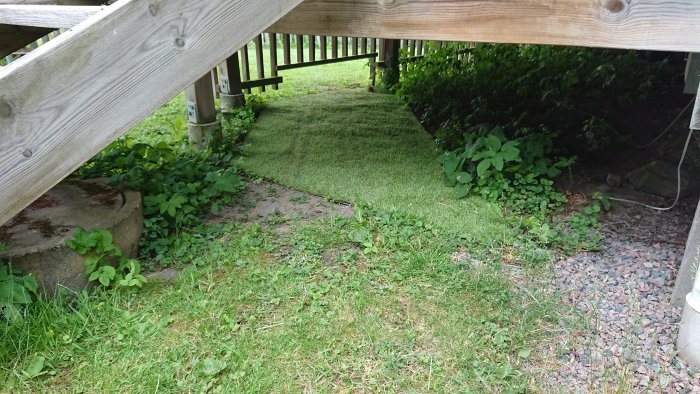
<box><xmin>0</xmin><ymin>5</ymin><xmax>104</xmax><ymax>28</ymax></box>
<box><xmin>0</xmin><ymin>0</ymin><xmax>105</xmax><ymax>56</ymax></box>
<box><xmin>270</xmin><ymin>0</ymin><xmax>700</xmax><ymax>52</ymax></box>
<box><xmin>0</xmin><ymin>24</ymin><xmax>50</xmax><ymax>58</ymax></box>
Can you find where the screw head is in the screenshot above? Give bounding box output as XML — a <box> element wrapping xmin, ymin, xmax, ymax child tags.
<box><xmin>174</xmin><ymin>37</ymin><xmax>185</xmax><ymax>48</ymax></box>
<box><xmin>22</xmin><ymin>149</ymin><xmax>32</xmax><ymax>158</ymax></box>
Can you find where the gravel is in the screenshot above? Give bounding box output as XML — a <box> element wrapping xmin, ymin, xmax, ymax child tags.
<box><xmin>548</xmin><ymin>196</ymin><xmax>700</xmax><ymax>392</ymax></box>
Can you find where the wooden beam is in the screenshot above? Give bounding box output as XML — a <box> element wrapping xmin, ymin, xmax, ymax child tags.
<box><xmin>0</xmin><ymin>0</ymin><xmax>303</xmax><ymax>225</ymax></box>
<box><xmin>277</xmin><ymin>52</ymin><xmax>375</xmax><ymax>71</ymax></box>
<box><xmin>240</xmin><ymin>76</ymin><xmax>283</xmax><ymax>90</ymax></box>
<box><xmin>0</xmin><ymin>1</ymin><xmax>103</xmax><ymax>4</ymax></box>
<box><xmin>0</xmin><ymin>24</ymin><xmax>50</xmax><ymax>57</ymax></box>
<box><xmin>0</xmin><ymin>5</ymin><xmax>104</xmax><ymax>28</ymax></box>
<box><xmin>269</xmin><ymin>0</ymin><xmax>700</xmax><ymax>52</ymax></box>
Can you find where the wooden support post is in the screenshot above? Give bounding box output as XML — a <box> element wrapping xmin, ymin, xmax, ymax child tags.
<box><xmin>240</xmin><ymin>44</ymin><xmax>251</xmax><ymax>94</ymax></box>
<box><xmin>685</xmin><ymin>53</ymin><xmax>700</xmax><ymax>94</ymax></box>
<box><xmin>352</xmin><ymin>36</ymin><xmax>358</xmax><ymax>56</ymax></box>
<box><xmin>254</xmin><ymin>34</ymin><xmax>265</xmax><ymax>93</ymax></box>
<box><xmin>331</xmin><ymin>36</ymin><xmax>338</xmax><ymax>58</ymax></box>
<box><xmin>308</xmin><ymin>34</ymin><xmax>316</xmax><ymax>62</ymax></box>
<box><xmin>342</xmin><ymin>36</ymin><xmax>349</xmax><ymax>57</ymax></box>
<box><xmin>269</xmin><ymin>33</ymin><xmax>279</xmax><ymax>90</ymax></box>
<box><xmin>185</xmin><ymin>72</ymin><xmax>221</xmax><ymax>151</ymax></box>
<box><xmin>296</xmin><ymin>34</ymin><xmax>304</xmax><ymax>63</ymax></box>
<box><xmin>320</xmin><ymin>35</ymin><xmax>327</xmax><ymax>60</ymax></box>
<box><xmin>360</xmin><ymin>37</ymin><xmax>367</xmax><ymax>54</ymax></box>
<box><xmin>219</xmin><ymin>52</ymin><xmax>245</xmax><ymax>112</ymax></box>
<box><xmin>283</xmin><ymin>33</ymin><xmax>291</xmax><ymax>65</ymax></box>
<box><xmin>370</xmin><ymin>38</ymin><xmax>376</xmax><ymax>54</ymax></box>
<box><xmin>381</xmin><ymin>39</ymin><xmax>400</xmax><ymax>89</ymax></box>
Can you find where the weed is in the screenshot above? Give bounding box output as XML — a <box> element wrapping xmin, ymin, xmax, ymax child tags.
<box><xmin>66</xmin><ymin>229</ymin><xmax>147</xmax><ymax>292</ymax></box>
<box><xmin>0</xmin><ymin>247</ymin><xmax>38</xmax><ymax>322</ymax></box>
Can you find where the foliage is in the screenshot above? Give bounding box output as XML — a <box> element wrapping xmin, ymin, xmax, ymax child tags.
<box><xmin>0</xmin><ymin>244</ymin><xmax>38</xmax><ymax>322</ymax></box>
<box><xmin>439</xmin><ymin>126</ymin><xmax>574</xmax><ymax>216</ymax></box>
<box><xmin>515</xmin><ymin>192</ymin><xmax>611</xmax><ymax>252</ymax></box>
<box><xmin>66</xmin><ymin>229</ymin><xmax>147</xmax><ymax>292</ymax></box>
<box><xmin>397</xmin><ymin>43</ymin><xmax>667</xmax><ymax>152</ymax></box>
<box><xmin>76</xmin><ymin>107</ymin><xmax>255</xmax><ymax>261</ymax></box>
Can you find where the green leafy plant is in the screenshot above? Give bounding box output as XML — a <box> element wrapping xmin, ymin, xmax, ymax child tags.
<box><xmin>439</xmin><ymin>126</ymin><xmax>574</xmax><ymax>215</ymax></box>
<box><xmin>66</xmin><ymin>229</ymin><xmax>147</xmax><ymax>292</ymax></box>
<box><xmin>75</xmin><ymin>106</ymin><xmax>254</xmax><ymax>261</ymax></box>
<box><xmin>0</xmin><ymin>244</ymin><xmax>38</xmax><ymax>321</ymax></box>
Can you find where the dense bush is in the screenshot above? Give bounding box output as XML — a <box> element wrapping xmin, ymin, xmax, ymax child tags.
<box><xmin>397</xmin><ymin>43</ymin><xmax>667</xmax><ymax>152</ymax></box>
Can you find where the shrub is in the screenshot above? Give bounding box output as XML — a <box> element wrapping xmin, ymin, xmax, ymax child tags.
<box><xmin>397</xmin><ymin>43</ymin><xmax>665</xmax><ymax>152</ymax></box>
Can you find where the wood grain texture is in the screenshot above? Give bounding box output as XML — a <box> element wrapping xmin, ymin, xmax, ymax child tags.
<box><xmin>0</xmin><ymin>0</ymin><xmax>303</xmax><ymax>225</ymax></box>
<box><xmin>269</xmin><ymin>0</ymin><xmax>700</xmax><ymax>51</ymax></box>
<box><xmin>0</xmin><ymin>5</ymin><xmax>103</xmax><ymax>28</ymax></box>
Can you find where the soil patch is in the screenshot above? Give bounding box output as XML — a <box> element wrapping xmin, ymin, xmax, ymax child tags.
<box><xmin>208</xmin><ymin>180</ymin><xmax>353</xmax><ymax>232</ymax></box>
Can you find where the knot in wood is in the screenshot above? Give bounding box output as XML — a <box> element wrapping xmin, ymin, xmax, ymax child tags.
<box><xmin>148</xmin><ymin>4</ymin><xmax>158</xmax><ymax>16</ymax></box>
<box><xmin>604</xmin><ymin>0</ymin><xmax>626</xmax><ymax>13</ymax></box>
<box><xmin>0</xmin><ymin>101</ymin><xmax>11</xmax><ymax>118</ymax></box>
<box><xmin>22</xmin><ymin>149</ymin><xmax>32</xmax><ymax>158</ymax></box>
<box><xmin>174</xmin><ymin>37</ymin><xmax>185</xmax><ymax>48</ymax></box>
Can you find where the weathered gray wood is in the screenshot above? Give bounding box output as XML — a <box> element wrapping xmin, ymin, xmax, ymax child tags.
<box><xmin>269</xmin><ymin>33</ymin><xmax>279</xmax><ymax>90</ymax></box>
<box><xmin>254</xmin><ymin>34</ymin><xmax>265</xmax><ymax>93</ymax></box>
<box><xmin>331</xmin><ymin>36</ymin><xmax>338</xmax><ymax>59</ymax></box>
<box><xmin>308</xmin><ymin>34</ymin><xmax>315</xmax><ymax>62</ymax></box>
<box><xmin>685</xmin><ymin>54</ymin><xmax>700</xmax><ymax>95</ymax></box>
<box><xmin>277</xmin><ymin>52</ymin><xmax>375</xmax><ymax>71</ymax></box>
<box><xmin>240</xmin><ymin>43</ymin><xmax>251</xmax><ymax>94</ymax></box>
<box><xmin>295</xmin><ymin>34</ymin><xmax>303</xmax><ymax>63</ymax></box>
<box><xmin>0</xmin><ymin>0</ymin><xmax>303</xmax><ymax>225</ymax></box>
<box><xmin>282</xmin><ymin>33</ymin><xmax>291</xmax><ymax>65</ymax></box>
<box><xmin>219</xmin><ymin>51</ymin><xmax>245</xmax><ymax>111</ymax></box>
<box><xmin>0</xmin><ymin>5</ymin><xmax>104</xmax><ymax>28</ymax></box>
<box><xmin>319</xmin><ymin>35</ymin><xmax>326</xmax><ymax>60</ymax></box>
<box><xmin>269</xmin><ymin>0</ymin><xmax>700</xmax><ymax>52</ymax></box>
<box><xmin>185</xmin><ymin>72</ymin><xmax>220</xmax><ymax>151</ymax></box>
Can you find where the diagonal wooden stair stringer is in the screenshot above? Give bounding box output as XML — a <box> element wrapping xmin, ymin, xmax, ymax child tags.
<box><xmin>0</xmin><ymin>0</ymin><xmax>304</xmax><ymax>226</ymax></box>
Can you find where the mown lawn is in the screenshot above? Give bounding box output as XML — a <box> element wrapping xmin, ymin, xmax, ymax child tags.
<box><xmin>240</xmin><ymin>88</ymin><xmax>506</xmax><ymax>241</ymax></box>
<box><xmin>2</xmin><ymin>213</ymin><xmax>559</xmax><ymax>392</ymax></box>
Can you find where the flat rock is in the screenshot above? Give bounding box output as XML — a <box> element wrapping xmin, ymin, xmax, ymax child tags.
<box><xmin>0</xmin><ymin>179</ymin><xmax>143</xmax><ymax>296</ymax></box>
<box><xmin>626</xmin><ymin>160</ymin><xmax>689</xmax><ymax>198</ymax></box>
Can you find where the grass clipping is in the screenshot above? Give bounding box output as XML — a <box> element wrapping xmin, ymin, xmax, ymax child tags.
<box><xmin>240</xmin><ymin>88</ymin><xmax>506</xmax><ymax>241</ymax></box>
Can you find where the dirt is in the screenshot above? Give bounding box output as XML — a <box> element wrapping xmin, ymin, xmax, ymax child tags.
<box><xmin>207</xmin><ymin>180</ymin><xmax>353</xmax><ymax>233</ymax></box>
<box><xmin>28</xmin><ymin>195</ymin><xmax>59</xmax><ymax>210</ymax></box>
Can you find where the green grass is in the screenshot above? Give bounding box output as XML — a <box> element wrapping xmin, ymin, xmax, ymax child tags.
<box><xmin>125</xmin><ymin>49</ymin><xmax>371</xmax><ymax>146</ymax></box>
<box><xmin>1</xmin><ymin>213</ymin><xmax>560</xmax><ymax>392</ymax></box>
<box><xmin>240</xmin><ymin>88</ymin><xmax>506</xmax><ymax>241</ymax></box>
